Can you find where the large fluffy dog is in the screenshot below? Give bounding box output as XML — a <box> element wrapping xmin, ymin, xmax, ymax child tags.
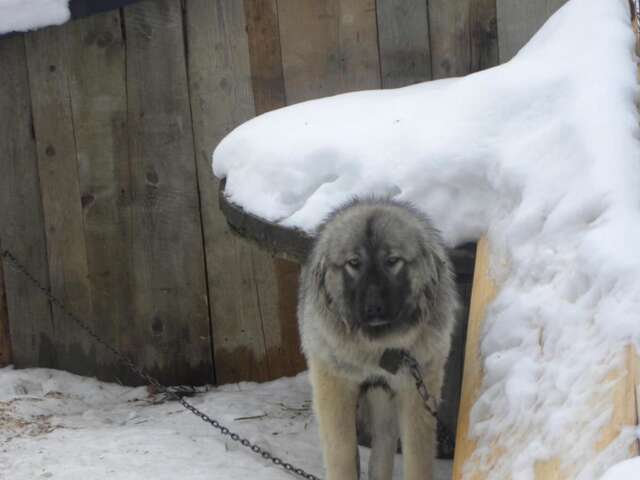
<box><xmin>298</xmin><ymin>198</ymin><xmax>458</xmax><ymax>480</ymax></box>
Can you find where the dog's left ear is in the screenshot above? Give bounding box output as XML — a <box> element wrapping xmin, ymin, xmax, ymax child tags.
<box><xmin>312</xmin><ymin>255</ymin><xmax>327</xmax><ymax>286</ymax></box>
<box><xmin>421</xmin><ymin>247</ymin><xmax>445</xmax><ymax>305</ymax></box>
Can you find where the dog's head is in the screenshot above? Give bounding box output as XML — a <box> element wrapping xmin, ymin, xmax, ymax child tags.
<box><xmin>310</xmin><ymin>199</ymin><xmax>450</xmax><ymax>339</ymax></box>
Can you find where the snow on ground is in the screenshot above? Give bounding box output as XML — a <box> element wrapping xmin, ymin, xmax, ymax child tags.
<box><xmin>213</xmin><ymin>0</ymin><xmax>640</xmax><ymax>478</ymax></box>
<box><xmin>0</xmin><ymin>367</ymin><xmax>452</xmax><ymax>479</ymax></box>
<box><xmin>0</xmin><ymin>0</ymin><xmax>70</xmax><ymax>35</ymax></box>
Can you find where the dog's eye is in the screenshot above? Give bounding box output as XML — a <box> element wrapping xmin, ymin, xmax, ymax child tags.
<box><xmin>386</xmin><ymin>256</ymin><xmax>402</xmax><ymax>267</ymax></box>
<box><xmin>347</xmin><ymin>258</ymin><xmax>360</xmax><ymax>269</ymax></box>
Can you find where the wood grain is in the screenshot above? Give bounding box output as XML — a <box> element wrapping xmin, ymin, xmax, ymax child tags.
<box><xmin>429</xmin><ymin>0</ymin><xmax>473</xmax><ymax>79</ymax></box>
<box><xmin>64</xmin><ymin>10</ymin><xmax>133</xmax><ymax>382</ymax></box>
<box><xmin>452</xmin><ymin>237</ymin><xmax>497</xmax><ymax>479</ymax></box>
<box><xmin>185</xmin><ymin>0</ymin><xmax>274</xmax><ymax>383</ymax></box>
<box><xmin>429</xmin><ymin>0</ymin><xmax>499</xmax><ymax>79</ymax></box>
<box><xmin>25</xmin><ymin>26</ymin><xmax>96</xmax><ymax>376</ymax></box>
<box><xmin>278</xmin><ymin>0</ymin><xmax>380</xmax><ymax>104</ymax></box>
<box><xmin>453</xmin><ymin>240</ymin><xmax>639</xmax><ymax>478</ymax></box>
<box><xmin>123</xmin><ymin>0</ymin><xmax>212</xmax><ymax>386</ymax></box>
<box><xmin>244</xmin><ymin>0</ymin><xmax>307</xmax><ymax>379</ymax></box>
<box><xmin>0</xmin><ymin>35</ymin><xmax>54</xmax><ymax>369</ymax></box>
<box><xmin>470</xmin><ymin>0</ymin><xmax>499</xmax><ymax>71</ymax></box>
<box><xmin>244</xmin><ymin>0</ymin><xmax>287</xmax><ymax>113</ymax></box>
<box><xmin>376</xmin><ymin>0</ymin><xmax>431</xmax><ymax>88</ymax></box>
<box><xmin>0</xmin><ymin>250</ymin><xmax>11</xmax><ymax>367</ymax></box>
<box><xmin>496</xmin><ymin>0</ymin><xmax>567</xmax><ymax>63</ymax></box>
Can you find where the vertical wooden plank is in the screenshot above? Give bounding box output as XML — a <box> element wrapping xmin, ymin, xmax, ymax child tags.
<box><xmin>375</xmin><ymin>0</ymin><xmax>432</xmax><ymax>88</ymax></box>
<box><xmin>429</xmin><ymin>0</ymin><xmax>499</xmax><ymax>79</ymax></box>
<box><xmin>497</xmin><ymin>0</ymin><xmax>567</xmax><ymax>63</ymax></box>
<box><xmin>64</xmin><ymin>10</ymin><xmax>133</xmax><ymax>382</ymax></box>
<box><xmin>245</xmin><ymin>0</ymin><xmax>307</xmax><ymax>379</ymax></box>
<box><xmin>25</xmin><ymin>27</ymin><xmax>96</xmax><ymax>376</ymax></box>
<box><xmin>0</xmin><ymin>253</ymin><xmax>12</xmax><ymax>367</ymax></box>
<box><xmin>245</xmin><ymin>0</ymin><xmax>287</xmax><ymax>113</ymax></box>
<box><xmin>470</xmin><ymin>0</ymin><xmax>499</xmax><ymax>72</ymax></box>
<box><xmin>452</xmin><ymin>237</ymin><xmax>497</xmax><ymax>479</ymax></box>
<box><xmin>0</xmin><ymin>36</ymin><xmax>54</xmax><ymax>369</ymax></box>
<box><xmin>278</xmin><ymin>0</ymin><xmax>380</xmax><ymax>104</ymax></box>
<box><xmin>439</xmin><ymin>276</ymin><xmax>474</xmax><ymax>458</ymax></box>
<box><xmin>429</xmin><ymin>0</ymin><xmax>472</xmax><ymax>79</ymax></box>
<box><xmin>186</xmin><ymin>0</ymin><xmax>277</xmax><ymax>384</ymax></box>
<box><xmin>124</xmin><ymin>0</ymin><xmax>212</xmax><ymax>386</ymax></box>
<box><xmin>273</xmin><ymin>260</ymin><xmax>307</xmax><ymax>375</ymax></box>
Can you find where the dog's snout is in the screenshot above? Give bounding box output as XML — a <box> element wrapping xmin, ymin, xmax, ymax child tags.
<box><xmin>364</xmin><ymin>285</ymin><xmax>386</xmax><ymax>319</ymax></box>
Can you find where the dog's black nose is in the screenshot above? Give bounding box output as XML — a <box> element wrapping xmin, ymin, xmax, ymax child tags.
<box><xmin>364</xmin><ymin>286</ymin><xmax>386</xmax><ymax>319</ymax></box>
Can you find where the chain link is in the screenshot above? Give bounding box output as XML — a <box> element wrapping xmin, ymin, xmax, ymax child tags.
<box><xmin>401</xmin><ymin>352</ymin><xmax>457</xmax><ymax>452</ymax></box>
<box><xmin>0</xmin><ymin>248</ymin><xmax>321</xmax><ymax>480</ymax></box>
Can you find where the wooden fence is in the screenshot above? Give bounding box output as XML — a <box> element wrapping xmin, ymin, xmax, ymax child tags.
<box><xmin>0</xmin><ymin>0</ymin><xmax>566</xmax><ymax>386</ymax></box>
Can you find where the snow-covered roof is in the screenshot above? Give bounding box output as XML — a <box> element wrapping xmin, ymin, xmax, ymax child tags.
<box><xmin>214</xmin><ymin>0</ymin><xmax>640</xmax><ymax>477</ymax></box>
<box><xmin>0</xmin><ymin>0</ymin><xmax>70</xmax><ymax>35</ymax></box>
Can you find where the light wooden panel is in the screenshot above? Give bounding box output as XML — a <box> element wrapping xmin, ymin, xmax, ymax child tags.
<box><xmin>278</xmin><ymin>0</ymin><xmax>380</xmax><ymax>103</ymax></box>
<box><xmin>64</xmin><ymin>10</ymin><xmax>134</xmax><ymax>382</ymax></box>
<box><xmin>453</xmin><ymin>240</ymin><xmax>639</xmax><ymax>478</ymax></box>
<box><xmin>376</xmin><ymin>0</ymin><xmax>431</xmax><ymax>88</ymax></box>
<box><xmin>452</xmin><ymin>237</ymin><xmax>497</xmax><ymax>479</ymax></box>
<box><xmin>123</xmin><ymin>0</ymin><xmax>212</xmax><ymax>386</ymax></box>
<box><xmin>497</xmin><ymin>0</ymin><xmax>567</xmax><ymax>63</ymax></box>
<box><xmin>25</xmin><ymin>26</ymin><xmax>96</xmax><ymax>376</ymax></box>
<box><xmin>0</xmin><ymin>35</ymin><xmax>54</xmax><ymax>369</ymax></box>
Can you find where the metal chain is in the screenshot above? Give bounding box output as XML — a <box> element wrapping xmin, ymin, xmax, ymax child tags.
<box><xmin>401</xmin><ymin>352</ymin><xmax>457</xmax><ymax>452</ymax></box>
<box><xmin>0</xmin><ymin>248</ymin><xmax>320</xmax><ymax>480</ymax></box>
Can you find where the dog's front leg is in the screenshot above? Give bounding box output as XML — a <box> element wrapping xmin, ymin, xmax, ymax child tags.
<box><xmin>309</xmin><ymin>356</ymin><xmax>360</xmax><ymax>480</ymax></box>
<box><xmin>398</xmin><ymin>386</ymin><xmax>435</xmax><ymax>480</ymax></box>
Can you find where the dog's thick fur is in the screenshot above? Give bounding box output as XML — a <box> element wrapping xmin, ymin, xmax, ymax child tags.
<box><xmin>298</xmin><ymin>198</ymin><xmax>458</xmax><ymax>480</ymax></box>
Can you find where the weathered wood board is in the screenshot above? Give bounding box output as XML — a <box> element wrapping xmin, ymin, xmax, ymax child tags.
<box><xmin>64</xmin><ymin>10</ymin><xmax>133</xmax><ymax>382</ymax></box>
<box><xmin>25</xmin><ymin>25</ymin><xmax>96</xmax><ymax>376</ymax></box>
<box><xmin>429</xmin><ymin>0</ymin><xmax>500</xmax><ymax>79</ymax></box>
<box><xmin>123</xmin><ymin>0</ymin><xmax>212</xmax><ymax>386</ymax></box>
<box><xmin>0</xmin><ymin>253</ymin><xmax>11</xmax><ymax>367</ymax></box>
<box><xmin>244</xmin><ymin>0</ymin><xmax>287</xmax><ymax>114</ymax></box>
<box><xmin>376</xmin><ymin>0</ymin><xmax>431</xmax><ymax>88</ymax></box>
<box><xmin>278</xmin><ymin>0</ymin><xmax>380</xmax><ymax>103</ymax></box>
<box><xmin>0</xmin><ymin>35</ymin><xmax>54</xmax><ymax>370</ymax></box>
<box><xmin>497</xmin><ymin>0</ymin><xmax>567</xmax><ymax>63</ymax></box>
<box><xmin>470</xmin><ymin>0</ymin><xmax>499</xmax><ymax>72</ymax></box>
<box><xmin>186</xmin><ymin>0</ymin><xmax>277</xmax><ymax>383</ymax></box>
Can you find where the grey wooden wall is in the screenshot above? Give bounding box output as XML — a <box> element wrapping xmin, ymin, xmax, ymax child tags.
<box><xmin>0</xmin><ymin>0</ymin><xmax>566</xmax><ymax>386</ymax></box>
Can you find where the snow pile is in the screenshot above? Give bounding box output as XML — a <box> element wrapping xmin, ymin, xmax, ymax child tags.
<box><xmin>0</xmin><ymin>0</ymin><xmax>70</xmax><ymax>35</ymax></box>
<box><xmin>0</xmin><ymin>367</ymin><xmax>452</xmax><ymax>479</ymax></box>
<box><xmin>600</xmin><ymin>456</ymin><xmax>640</xmax><ymax>479</ymax></box>
<box><xmin>213</xmin><ymin>0</ymin><xmax>640</xmax><ymax>478</ymax></box>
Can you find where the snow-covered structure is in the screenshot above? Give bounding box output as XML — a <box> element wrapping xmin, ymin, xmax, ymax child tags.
<box><xmin>214</xmin><ymin>0</ymin><xmax>640</xmax><ymax>477</ymax></box>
